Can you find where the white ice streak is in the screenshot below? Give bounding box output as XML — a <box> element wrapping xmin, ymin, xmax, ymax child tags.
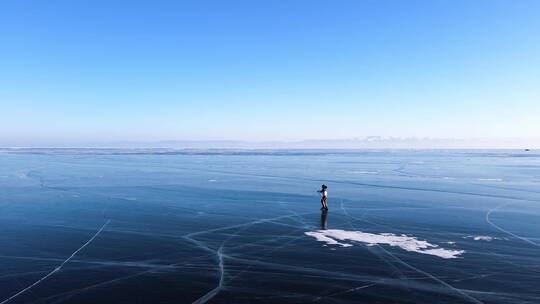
<box><xmin>305</xmin><ymin>229</ymin><xmax>464</xmax><ymax>259</ymax></box>
<box><xmin>348</xmin><ymin>171</ymin><xmax>379</xmax><ymax>175</ymax></box>
<box><xmin>0</xmin><ymin>219</ymin><xmax>111</xmax><ymax>304</ymax></box>
<box><xmin>465</xmin><ymin>235</ymin><xmax>496</xmax><ymax>241</ymax></box>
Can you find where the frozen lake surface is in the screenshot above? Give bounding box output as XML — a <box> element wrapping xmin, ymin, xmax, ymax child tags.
<box><xmin>1</xmin><ymin>149</ymin><xmax>539</xmax><ymax>303</ymax></box>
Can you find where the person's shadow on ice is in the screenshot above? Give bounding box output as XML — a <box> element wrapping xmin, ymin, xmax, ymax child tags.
<box><xmin>320</xmin><ymin>210</ymin><xmax>328</xmax><ymax>230</ymax></box>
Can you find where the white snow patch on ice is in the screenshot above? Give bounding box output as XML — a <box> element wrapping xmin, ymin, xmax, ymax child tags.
<box><xmin>305</xmin><ymin>229</ymin><xmax>464</xmax><ymax>259</ymax></box>
<box><xmin>465</xmin><ymin>235</ymin><xmax>501</xmax><ymax>241</ymax></box>
<box><xmin>473</xmin><ymin>236</ymin><xmax>493</xmax><ymax>241</ymax></box>
<box><xmin>305</xmin><ymin>231</ymin><xmax>352</xmax><ymax>247</ymax></box>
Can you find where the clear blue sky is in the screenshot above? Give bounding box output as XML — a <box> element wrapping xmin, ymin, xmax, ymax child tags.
<box><xmin>1</xmin><ymin>0</ymin><xmax>539</xmax><ymax>146</ymax></box>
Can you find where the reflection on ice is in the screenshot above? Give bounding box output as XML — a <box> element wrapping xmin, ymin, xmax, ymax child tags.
<box><xmin>305</xmin><ymin>229</ymin><xmax>464</xmax><ymax>259</ymax></box>
<box><xmin>320</xmin><ymin>211</ymin><xmax>328</xmax><ymax>230</ymax></box>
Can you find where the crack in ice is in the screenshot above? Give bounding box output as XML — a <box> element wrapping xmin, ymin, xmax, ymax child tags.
<box><xmin>0</xmin><ymin>219</ymin><xmax>110</xmax><ymax>304</ymax></box>
<box><xmin>191</xmin><ymin>247</ymin><xmax>224</xmax><ymax>304</ymax></box>
<box><xmin>486</xmin><ymin>203</ymin><xmax>540</xmax><ymax>249</ymax></box>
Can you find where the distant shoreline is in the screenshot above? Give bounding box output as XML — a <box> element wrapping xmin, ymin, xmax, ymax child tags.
<box><xmin>0</xmin><ymin>147</ymin><xmax>537</xmax><ymax>156</ymax></box>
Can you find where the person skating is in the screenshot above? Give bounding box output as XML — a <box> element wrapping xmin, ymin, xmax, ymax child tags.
<box><xmin>317</xmin><ymin>184</ymin><xmax>328</xmax><ymax>210</ymax></box>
